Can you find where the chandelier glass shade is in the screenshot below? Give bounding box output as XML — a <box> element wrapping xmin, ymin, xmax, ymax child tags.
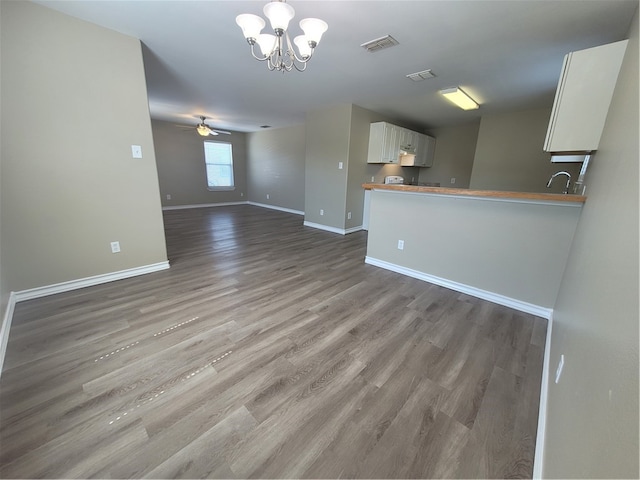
<box><xmin>236</xmin><ymin>0</ymin><xmax>328</xmax><ymax>72</ymax></box>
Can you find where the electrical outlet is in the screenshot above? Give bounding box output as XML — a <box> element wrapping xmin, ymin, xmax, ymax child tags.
<box><xmin>371</xmin><ymin>176</ymin><xmax>375</xmax><ymax>182</ymax></box>
<box><xmin>397</xmin><ymin>240</ymin><xmax>404</xmax><ymax>250</ymax></box>
<box><xmin>320</xmin><ymin>209</ymin><xmax>324</xmax><ymax>216</ymax></box>
<box><xmin>110</xmin><ymin>241</ymin><xmax>121</xmax><ymax>253</ymax></box>
<box><xmin>411</xmin><ymin>177</ymin><xmax>415</xmax><ymax>183</ymax></box>
<box><xmin>555</xmin><ymin>354</ymin><xmax>565</xmax><ymax>383</ymax></box>
<box><xmin>266</xmin><ymin>194</ymin><xmax>270</xmax><ymax>200</ymax></box>
<box><xmin>347</xmin><ymin>212</ymin><xmax>352</xmax><ymax>220</ymax></box>
<box><xmin>240</xmin><ymin>192</ymin><xmax>244</xmax><ymax>197</ymax></box>
<box><xmin>450</xmin><ymin>177</ymin><xmax>456</xmax><ymax>184</ymax></box>
<box><xmin>338</xmin><ymin>162</ymin><xmax>343</xmax><ymax>169</ymax></box>
<box><xmin>131</xmin><ymin>145</ymin><xmax>142</xmax><ymax>158</ymax></box>
<box><xmin>166</xmin><ymin>194</ymin><xmax>171</xmax><ymax>200</ymax></box>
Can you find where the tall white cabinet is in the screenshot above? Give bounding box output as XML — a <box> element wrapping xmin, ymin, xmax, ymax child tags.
<box><xmin>367</xmin><ymin>122</ymin><xmax>400</xmax><ymax>164</ymax></box>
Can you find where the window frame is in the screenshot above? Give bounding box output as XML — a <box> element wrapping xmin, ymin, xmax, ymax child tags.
<box><xmin>203</xmin><ymin>140</ymin><xmax>235</xmax><ymax>192</ymax></box>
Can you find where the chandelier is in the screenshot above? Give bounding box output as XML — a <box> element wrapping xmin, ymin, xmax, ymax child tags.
<box><xmin>236</xmin><ymin>0</ymin><xmax>328</xmax><ymax>73</ymax></box>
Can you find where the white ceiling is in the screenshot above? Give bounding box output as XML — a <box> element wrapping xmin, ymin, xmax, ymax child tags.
<box><xmin>36</xmin><ymin>0</ymin><xmax>638</xmax><ymax>133</ymax></box>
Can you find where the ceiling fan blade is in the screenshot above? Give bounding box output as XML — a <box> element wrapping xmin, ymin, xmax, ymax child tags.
<box><xmin>211</xmin><ymin>129</ymin><xmax>231</xmax><ymax>135</ymax></box>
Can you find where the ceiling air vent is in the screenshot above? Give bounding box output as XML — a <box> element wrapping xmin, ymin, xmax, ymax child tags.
<box><xmin>360</xmin><ymin>35</ymin><xmax>399</xmax><ymax>53</ymax></box>
<box><xmin>406</xmin><ymin>69</ymin><xmax>436</xmax><ymax>82</ymax></box>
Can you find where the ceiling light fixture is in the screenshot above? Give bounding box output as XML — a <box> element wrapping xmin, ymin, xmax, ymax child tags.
<box><xmin>236</xmin><ymin>0</ymin><xmax>327</xmax><ymax>73</ymax></box>
<box><xmin>439</xmin><ymin>87</ymin><xmax>480</xmax><ymax>110</ymax></box>
<box><xmin>197</xmin><ymin>124</ymin><xmax>216</xmax><ymax>136</ymax></box>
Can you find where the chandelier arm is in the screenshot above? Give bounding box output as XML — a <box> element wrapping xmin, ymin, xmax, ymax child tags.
<box><xmin>292</xmin><ymin>61</ymin><xmax>308</xmax><ymax>72</ymax></box>
<box><xmin>249</xmin><ymin>42</ymin><xmax>270</xmax><ymax>62</ymax></box>
<box><xmin>285</xmin><ymin>31</ymin><xmax>313</xmax><ymax>65</ymax></box>
<box><xmin>284</xmin><ymin>31</ymin><xmax>307</xmax><ymax>70</ymax></box>
<box><xmin>293</xmin><ymin>49</ymin><xmax>314</xmax><ymax>64</ymax></box>
<box><xmin>273</xmin><ymin>34</ymin><xmax>293</xmax><ymax>72</ymax></box>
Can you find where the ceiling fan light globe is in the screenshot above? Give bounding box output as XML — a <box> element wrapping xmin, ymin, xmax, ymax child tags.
<box><xmin>299</xmin><ymin>18</ymin><xmax>327</xmax><ymax>45</ymax></box>
<box><xmin>197</xmin><ymin>125</ymin><xmax>210</xmax><ymax>136</ymax></box>
<box><xmin>294</xmin><ymin>35</ymin><xmax>312</xmax><ymax>58</ymax></box>
<box><xmin>236</xmin><ymin>13</ymin><xmax>265</xmax><ymax>40</ymax></box>
<box><xmin>263</xmin><ymin>1</ymin><xmax>295</xmax><ymax>32</ymax></box>
<box><xmin>256</xmin><ymin>33</ymin><xmax>277</xmax><ymax>56</ymax></box>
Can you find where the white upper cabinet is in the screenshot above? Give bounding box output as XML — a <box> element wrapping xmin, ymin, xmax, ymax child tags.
<box><xmin>398</xmin><ymin>128</ymin><xmax>417</xmax><ymax>154</ymax></box>
<box><xmin>368</xmin><ymin>122</ymin><xmax>435</xmax><ymax>166</ymax></box>
<box><xmin>367</xmin><ymin>122</ymin><xmax>400</xmax><ymax>164</ymax></box>
<box><xmin>417</xmin><ymin>134</ymin><xmax>436</xmax><ymax>167</ymax></box>
<box><xmin>401</xmin><ymin>133</ymin><xmax>435</xmax><ymax>167</ymax></box>
<box><xmin>544</xmin><ymin>39</ymin><xmax>628</xmax><ymax>153</ymax></box>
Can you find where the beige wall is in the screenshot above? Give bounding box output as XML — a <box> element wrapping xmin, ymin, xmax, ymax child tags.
<box><xmin>543</xmin><ymin>9</ymin><xmax>639</xmax><ymax>478</ymax></box>
<box><xmin>0</xmin><ymin>1</ymin><xmax>167</xmax><ymax>293</ymax></box>
<box><xmin>0</xmin><ymin>0</ymin><xmax>6</xmax><ymax>317</ymax></box>
<box><xmin>418</xmin><ymin>122</ymin><xmax>480</xmax><ymax>188</ymax></box>
<box><xmin>247</xmin><ymin>125</ymin><xmax>305</xmax><ymax>212</ymax></box>
<box><xmin>304</xmin><ymin>104</ymin><xmax>352</xmax><ymax>229</ymax></box>
<box><xmin>152</xmin><ymin>119</ymin><xmax>247</xmax><ymax>207</ymax></box>
<box><xmin>469</xmin><ymin>107</ymin><xmax>582</xmax><ymax>193</ymax></box>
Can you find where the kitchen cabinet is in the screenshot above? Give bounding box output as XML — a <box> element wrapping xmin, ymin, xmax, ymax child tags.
<box><xmin>400</xmin><ymin>133</ymin><xmax>436</xmax><ymax>167</ymax></box>
<box><xmin>398</xmin><ymin>128</ymin><xmax>417</xmax><ymax>154</ymax></box>
<box><xmin>368</xmin><ymin>122</ymin><xmax>435</xmax><ymax>165</ymax></box>
<box><xmin>367</xmin><ymin>122</ymin><xmax>400</xmax><ymax>164</ymax></box>
<box><xmin>544</xmin><ymin>39</ymin><xmax>628</xmax><ymax>153</ymax></box>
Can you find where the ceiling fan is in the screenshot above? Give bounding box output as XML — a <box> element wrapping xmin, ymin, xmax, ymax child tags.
<box><xmin>195</xmin><ymin>116</ymin><xmax>231</xmax><ymax>136</ymax></box>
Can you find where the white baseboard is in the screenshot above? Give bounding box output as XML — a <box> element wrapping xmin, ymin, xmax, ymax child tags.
<box><xmin>345</xmin><ymin>226</ymin><xmax>364</xmax><ymax>234</ymax></box>
<box><xmin>14</xmin><ymin>261</ymin><xmax>170</xmax><ymax>302</ymax></box>
<box><xmin>0</xmin><ymin>292</ymin><xmax>17</xmax><ymax>377</ymax></box>
<box><xmin>1</xmin><ymin>262</ymin><xmax>169</xmax><ymax>377</ymax></box>
<box><xmin>162</xmin><ymin>201</ymin><xmax>248</xmax><ymax>211</ymax></box>
<box><xmin>303</xmin><ymin>221</ymin><xmax>345</xmax><ymax>235</ymax></box>
<box><xmin>533</xmin><ymin>312</ymin><xmax>553</xmax><ymax>479</ymax></box>
<box><xmin>304</xmin><ymin>221</ymin><xmax>363</xmax><ymax>236</ymax></box>
<box><xmin>247</xmin><ymin>202</ymin><xmax>304</xmax><ymax>216</ymax></box>
<box><xmin>364</xmin><ymin>256</ymin><xmax>553</xmax><ymax>319</ymax></box>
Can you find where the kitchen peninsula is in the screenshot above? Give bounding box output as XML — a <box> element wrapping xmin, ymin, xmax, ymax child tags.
<box><xmin>362</xmin><ymin>183</ymin><xmax>586</xmax><ymax>318</ymax></box>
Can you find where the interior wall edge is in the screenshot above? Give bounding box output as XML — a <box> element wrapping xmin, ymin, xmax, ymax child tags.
<box><xmin>0</xmin><ymin>291</ymin><xmax>17</xmax><ymax>378</ymax></box>
<box><xmin>533</xmin><ymin>311</ymin><xmax>554</xmax><ymax>479</ymax></box>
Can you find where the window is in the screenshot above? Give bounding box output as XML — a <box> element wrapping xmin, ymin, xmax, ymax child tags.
<box><xmin>204</xmin><ymin>141</ymin><xmax>235</xmax><ymax>191</ymax></box>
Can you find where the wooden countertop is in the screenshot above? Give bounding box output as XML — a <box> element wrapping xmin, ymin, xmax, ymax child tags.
<box><xmin>362</xmin><ymin>183</ymin><xmax>587</xmax><ymax>203</ymax></box>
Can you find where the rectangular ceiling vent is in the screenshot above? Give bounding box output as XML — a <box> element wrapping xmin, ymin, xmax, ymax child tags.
<box><xmin>406</xmin><ymin>69</ymin><xmax>436</xmax><ymax>82</ymax></box>
<box><xmin>360</xmin><ymin>35</ymin><xmax>399</xmax><ymax>53</ymax></box>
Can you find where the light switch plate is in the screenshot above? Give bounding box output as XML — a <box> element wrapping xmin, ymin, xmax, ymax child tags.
<box><xmin>131</xmin><ymin>145</ymin><xmax>143</xmax><ymax>158</ymax></box>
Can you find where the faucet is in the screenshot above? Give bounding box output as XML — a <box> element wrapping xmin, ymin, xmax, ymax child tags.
<box><xmin>547</xmin><ymin>171</ymin><xmax>572</xmax><ymax>194</ymax></box>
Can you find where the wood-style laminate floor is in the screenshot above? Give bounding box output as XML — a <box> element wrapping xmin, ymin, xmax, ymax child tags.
<box><xmin>0</xmin><ymin>205</ymin><xmax>546</xmax><ymax>479</ymax></box>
